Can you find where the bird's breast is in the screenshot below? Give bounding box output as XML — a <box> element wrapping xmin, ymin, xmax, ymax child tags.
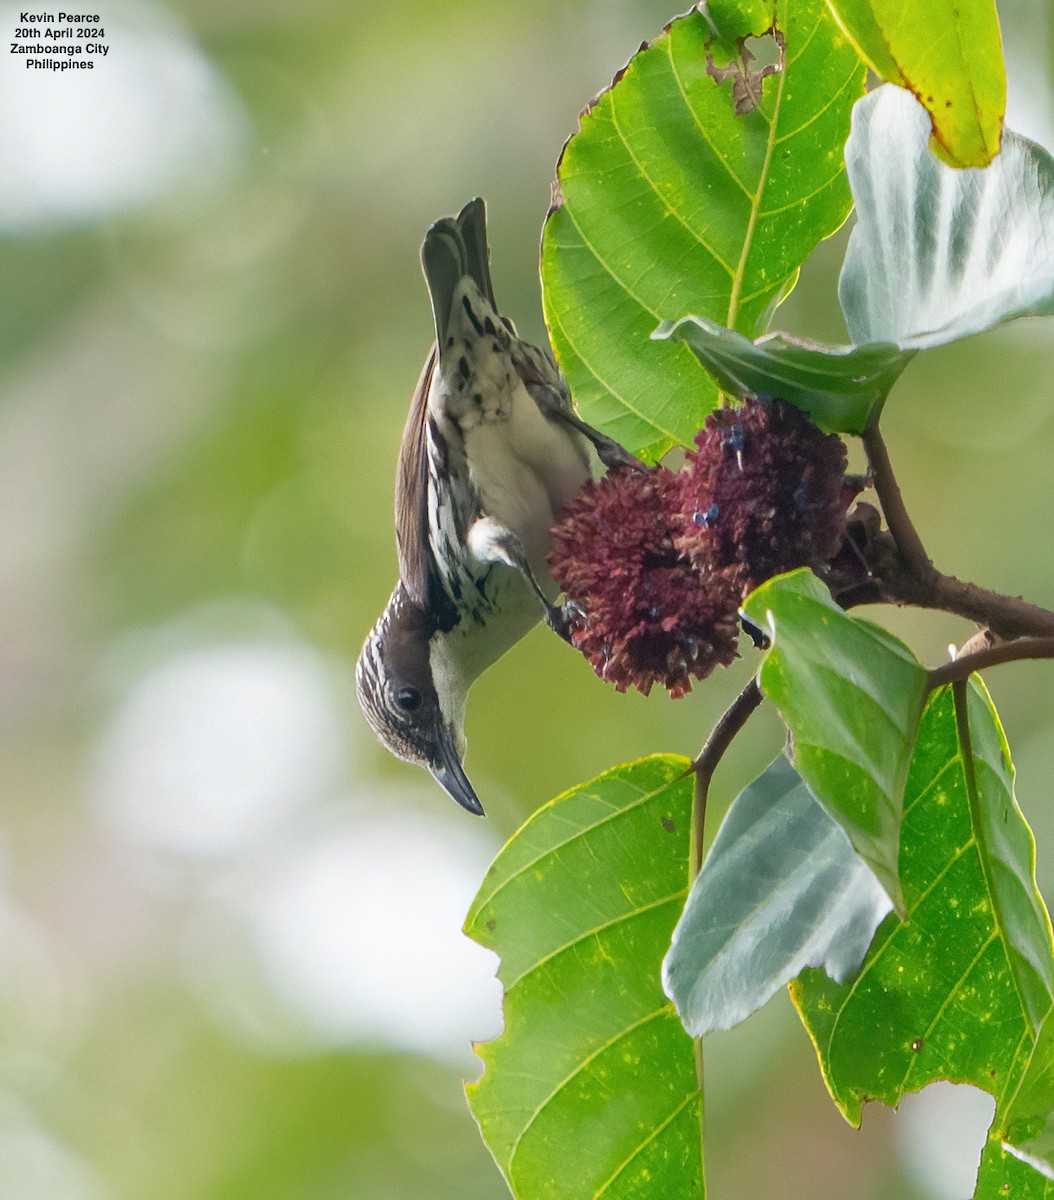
<box><xmin>461</xmin><ymin>380</ymin><xmax>591</xmax><ymax>570</ymax></box>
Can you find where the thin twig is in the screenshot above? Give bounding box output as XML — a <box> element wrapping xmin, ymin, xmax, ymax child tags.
<box><xmin>861</xmin><ymin>424</ymin><xmax>933</xmax><ymax>579</ymax></box>
<box><xmin>689</xmin><ymin>678</ymin><xmax>763</xmax><ymax>875</ymax></box>
<box><xmin>926</xmin><ymin>637</ymin><xmax>1054</xmax><ymax>690</ymax></box>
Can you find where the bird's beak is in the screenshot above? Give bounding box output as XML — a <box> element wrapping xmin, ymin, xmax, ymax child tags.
<box><xmin>430</xmin><ymin>727</ymin><xmax>484</xmax><ymax>816</ymax></box>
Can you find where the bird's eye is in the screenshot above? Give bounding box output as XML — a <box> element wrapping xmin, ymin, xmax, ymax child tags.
<box><xmin>395</xmin><ymin>686</ymin><xmax>422</xmax><ymax>712</ymax></box>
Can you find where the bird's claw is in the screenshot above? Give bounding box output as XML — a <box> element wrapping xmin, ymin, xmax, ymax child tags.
<box><xmin>547</xmin><ymin>599</ymin><xmax>587</xmax><ymax>644</ymax></box>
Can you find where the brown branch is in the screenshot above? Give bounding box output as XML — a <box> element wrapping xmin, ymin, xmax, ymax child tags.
<box><xmin>875</xmin><ymin>546</ymin><xmax>1054</xmax><ymax>641</ymax></box>
<box><xmin>689</xmin><ymin>678</ymin><xmax>763</xmax><ymax>874</ymax></box>
<box><xmin>926</xmin><ymin>637</ymin><xmax>1054</xmax><ymax>690</ymax></box>
<box><xmin>927</xmin><ymin>575</ymin><xmax>1054</xmax><ymax>639</ymax></box>
<box><xmin>849</xmin><ymin>426</ymin><xmax>1054</xmax><ymax>640</ymax></box>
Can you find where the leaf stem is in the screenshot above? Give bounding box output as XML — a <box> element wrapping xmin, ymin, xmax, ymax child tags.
<box><xmin>685</xmin><ymin>679</ymin><xmax>763</xmax><ymax>1200</ymax></box>
<box><xmin>690</xmin><ymin>678</ymin><xmax>763</xmax><ymax>875</ymax></box>
<box><xmin>952</xmin><ymin>678</ymin><xmax>981</xmax><ymax>877</ymax></box>
<box><xmin>926</xmin><ymin>638</ymin><xmax>1054</xmax><ymax>690</ymax></box>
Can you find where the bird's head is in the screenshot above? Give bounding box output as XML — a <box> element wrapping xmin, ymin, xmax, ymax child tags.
<box><xmin>355</xmin><ymin>586</ymin><xmax>483</xmax><ymax>815</ymax></box>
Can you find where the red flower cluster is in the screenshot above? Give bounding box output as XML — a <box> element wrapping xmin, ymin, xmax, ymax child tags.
<box><xmin>548</xmin><ymin>467</ymin><xmax>740</xmax><ymax>697</ymax></box>
<box><xmin>548</xmin><ymin>396</ymin><xmax>849</xmax><ymax>697</ymax></box>
<box><xmin>678</xmin><ymin>397</ymin><xmax>848</xmax><ymax>594</ymax></box>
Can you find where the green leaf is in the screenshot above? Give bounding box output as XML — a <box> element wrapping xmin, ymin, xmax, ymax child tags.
<box><xmin>663</xmin><ymin>755</ymin><xmax>891</xmax><ymax>1036</ymax></box>
<box><xmin>840</xmin><ymin>86</ymin><xmax>1054</xmax><ymax>350</ymax></box>
<box><xmin>653</xmin><ymin>315</ymin><xmax>911</xmax><ymax>433</ymax></box>
<box><xmin>977</xmin><ymin>1139</ymin><xmax>1054</xmax><ymax>1199</ymax></box>
<box><xmin>791</xmin><ymin>683</ymin><xmax>1054</xmax><ymax>1153</ymax></box>
<box><xmin>465</xmin><ymin>756</ymin><xmax>704</xmax><ymax>1200</ymax></box>
<box><xmin>825</xmin><ymin>0</ymin><xmax>1005</xmax><ymax>167</ymax></box>
<box><xmin>541</xmin><ymin>1</ymin><xmax>865</xmax><ymax>458</ymax></box>
<box><xmin>993</xmin><ymin>1007</ymin><xmax>1054</xmax><ymax>1185</ymax></box>
<box><xmin>741</xmin><ymin>570</ymin><xmax>928</xmax><ymax>912</ymax></box>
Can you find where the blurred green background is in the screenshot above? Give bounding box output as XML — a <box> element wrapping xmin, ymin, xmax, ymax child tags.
<box><xmin>0</xmin><ymin>1</ymin><xmax>1052</xmax><ymax>1197</ymax></box>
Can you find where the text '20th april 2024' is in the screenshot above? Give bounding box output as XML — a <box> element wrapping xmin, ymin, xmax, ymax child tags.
<box><xmin>10</xmin><ymin>11</ymin><xmax>107</xmax><ymax>71</ymax></box>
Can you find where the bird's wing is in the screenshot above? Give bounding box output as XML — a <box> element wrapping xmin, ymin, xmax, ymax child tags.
<box><xmin>395</xmin><ymin>345</ymin><xmax>440</xmax><ymax>612</ymax></box>
<box><xmin>395</xmin><ymin>345</ymin><xmax>482</xmax><ymax>632</ymax></box>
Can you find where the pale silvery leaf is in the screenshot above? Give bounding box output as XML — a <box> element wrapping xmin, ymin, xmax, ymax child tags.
<box><xmin>841</xmin><ymin>85</ymin><xmax>1054</xmax><ymax>350</ymax></box>
<box><xmin>662</xmin><ymin>756</ymin><xmax>892</xmax><ymax>1037</ymax></box>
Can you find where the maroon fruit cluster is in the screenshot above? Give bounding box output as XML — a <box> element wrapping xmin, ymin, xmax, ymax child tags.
<box><xmin>549</xmin><ymin>396</ymin><xmax>849</xmax><ymax>696</ymax></box>
<box><xmin>548</xmin><ymin>467</ymin><xmax>740</xmax><ymax>698</ymax></box>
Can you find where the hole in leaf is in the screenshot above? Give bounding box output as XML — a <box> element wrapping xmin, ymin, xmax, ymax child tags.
<box><xmin>744</xmin><ymin>32</ymin><xmax>782</xmax><ymax>72</ymax></box>
<box><xmin>706</xmin><ymin>29</ymin><xmax>784</xmax><ymax>116</ymax></box>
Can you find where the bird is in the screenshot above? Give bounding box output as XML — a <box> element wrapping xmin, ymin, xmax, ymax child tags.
<box><xmin>355</xmin><ymin>198</ymin><xmax>632</xmax><ymax>815</ymax></box>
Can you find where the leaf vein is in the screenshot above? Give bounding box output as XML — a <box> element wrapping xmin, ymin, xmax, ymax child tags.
<box><xmin>664</xmin><ymin>35</ymin><xmax>752</xmax><ymax>200</ymax></box>
<box><xmin>757</xmin><ymin>170</ymin><xmax>842</xmax><ymax>220</ymax></box>
<box><xmin>505</xmin><ymin>890</ymin><xmax>688</xmax><ymax>991</ymax></box>
<box><xmin>472</xmin><ymin>772</ymin><xmax>682</xmax><ymax>915</ymax></box>
<box><xmin>507</xmin><ymin>1004</ymin><xmax>676</xmax><ymax>1174</ymax></box>
<box><xmin>902</xmin><ymin>758</ymin><xmax>959</xmax><ymax>820</ymax></box>
<box><xmin>728</xmin><ymin>57</ymin><xmax>789</xmax><ymax>328</ymax></box>
<box><xmin>593</xmin><ymin>1091</ymin><xmax>700</xmax><ymax>1198</ymax></box>
<box><xmin>822</xmin><ymin>837</ymin><xmax>979</xmax><ymax>1059</ymax></box>
<box><xmin>608</xmin><ymin>87</ymin><xmax>736</xmax><ymax>278</ymax></box>
<box><xmin>559</xmin><ymin>204</ymin><xmax>664</xmax><ymax>319</ymax></box>
<box><xmin>783</xmin><ymin>11</ymin><xmax>823</xmax><ymax>70</ymax></box>
<box><xmin>544</xmin><ymin>296</ymin><xmax>686</xmax><ymax>447</ymax></box>
<box><xmin>893</xmin><ymin>930</ymin><xmax>1000</xmax><ymax>1095</ymax></box>
<box><xmin>773</xmin><ymin>62</ymin><xmax>860</xmax><ymax>145</ymax></box>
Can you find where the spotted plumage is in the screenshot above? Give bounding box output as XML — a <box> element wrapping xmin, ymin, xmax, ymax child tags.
<box><xmin>356</xmin><ymin>199</ymin><xmax>635</xmax><ymax>813</ymax></box>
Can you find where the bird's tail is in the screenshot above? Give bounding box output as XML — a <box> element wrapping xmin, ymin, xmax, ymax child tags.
<box><xmin>420</xmin><ymin>197</ymin><xmax>498</xmax><ymax>347</ymax></box>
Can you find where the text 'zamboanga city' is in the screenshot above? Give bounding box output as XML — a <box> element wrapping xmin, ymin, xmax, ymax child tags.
<box><xmin>11</xmin><ymin>11</ymin><xmax>107</xmax><ymax>69</ymax></box>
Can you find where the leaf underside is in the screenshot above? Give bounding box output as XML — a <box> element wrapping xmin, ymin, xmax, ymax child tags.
<box><xmin>664</xmin><ymin>755</ymin><xmax>892</xmax><ymax>1037</ymax></box>
<box><xmin>840</xmin><ymin>86</ymin><xmax>1054</xmax><ymax>351</ymax></box>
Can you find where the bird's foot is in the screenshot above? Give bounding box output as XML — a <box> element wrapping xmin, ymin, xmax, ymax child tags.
<box><xmin>546</xmin><ymin>599</ymin><xmax>586</xmax><ymax>644</ymax></box>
